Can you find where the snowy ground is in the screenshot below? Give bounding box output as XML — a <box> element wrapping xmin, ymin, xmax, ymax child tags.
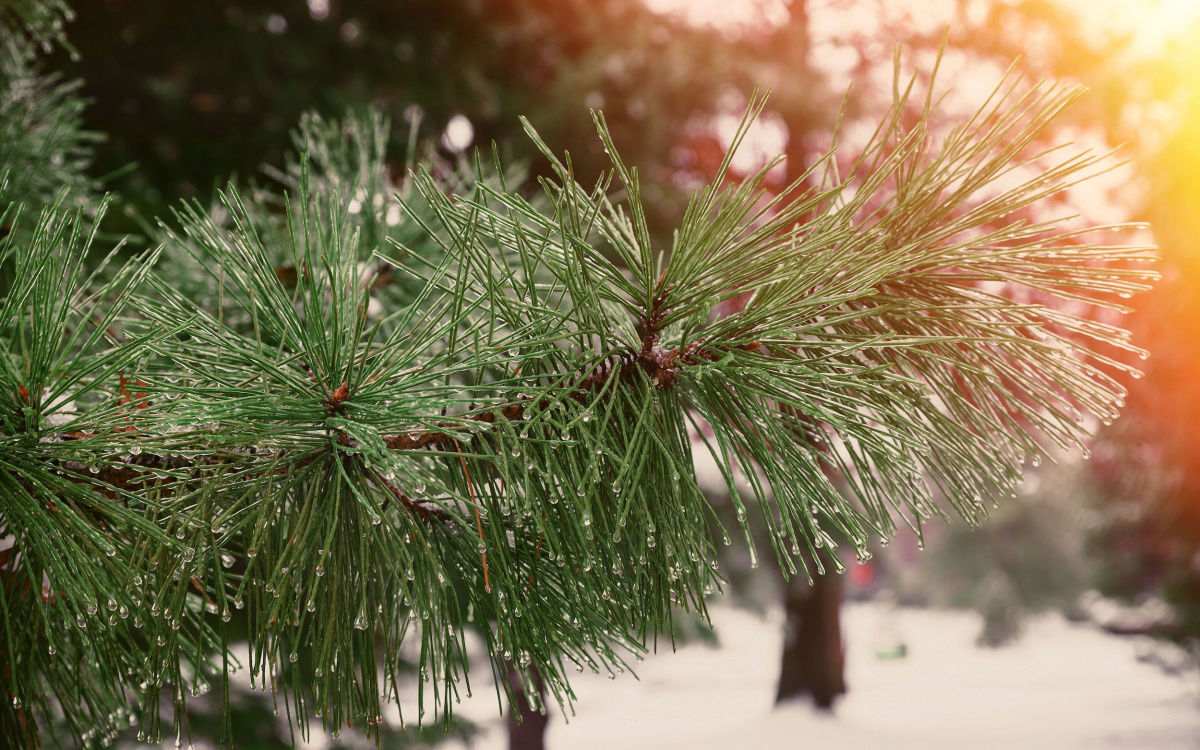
<box><xmin>434</xmin><ymin>601</ymin><xmax>1200</xmax><ymax>750</ymax></box>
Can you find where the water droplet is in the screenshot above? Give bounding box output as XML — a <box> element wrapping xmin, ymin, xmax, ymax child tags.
<box><xmin>315</xmin><ymin>565</ymin><xmax>324</xmax><ymax>577</ymax></box>
<box><xmin>736</xmin><ymin>508</ymin><xmax>746</xmax><ymax>523</ymax></box>
<box><xmin>222</xmin><ymin>608</ymin><xmax>231</xmax><ymax>622</ymax></box>
<box><xmin>582</xmin><ymin>512</ymin><xmax>592</xmax><ymax>527</ymax></box>
<box><xmin>12</xmin><ymin>696</ymin><xmax>21</xmax><ymax>709</ymax></box>
<box><xmin>511</xmin><ymin>446</ymin><xmax>521</xmax><ymax>458</ymax></box>
<box><xmin>354</xmin><ymin>611</ymin><xmax>368</xmax><ymax>630</ymax></box>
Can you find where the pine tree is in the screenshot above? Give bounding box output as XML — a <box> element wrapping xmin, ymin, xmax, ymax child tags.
<box><xmin>0</xmin><ymin>5</ymin><xmax>1157</xmax><ymax>747</ymax></box>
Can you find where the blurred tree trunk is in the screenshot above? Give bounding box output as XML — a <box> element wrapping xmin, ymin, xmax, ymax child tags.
<box><xmin>779</xmin><ymin>0</ymin><xmax>813</xmax><ymax>189</ymax></box>
<box><xmin>770</xmin><ymin>0</ymin><xmax>847</xmax><ymax>711</ymax></box>
<box><xmin>775</xmin><ymin>568</ymin><xmax>846</xmax><ymax>708</ymax></box>
<box><xmin>506</xmin><ymin>664</ymin><xmax>549</xmax><ymax>750</ymax></box>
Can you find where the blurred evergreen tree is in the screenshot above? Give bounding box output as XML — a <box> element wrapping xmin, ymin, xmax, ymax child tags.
<box><xmin>52</xmin><ymin>0</ymin><xmax>743</xmax><ymax>234</ymax></box>
<box><xmin>954</xmin><ymin>2</ymin><xmax>1200</xmax><ymax>652</ymax></box>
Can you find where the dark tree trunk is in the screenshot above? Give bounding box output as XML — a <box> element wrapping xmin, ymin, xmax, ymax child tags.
<box><xmin>506</xmin><ymin>664</ymin><xmax>549</xmax><ymax>750</ymax></box>
<box><xmin>775</xmin><ymin>568</ymin><xmax>846</xmax><ymax>709</ymax></box>
<box><xmin>770</xmin><ymin>0</ymin><xmax>847</xmax><ymax>712</ymax></box>
<box><xmin>779</xmin><ymin>0</ymin><xmax>813</xmax><ymax>187</ymax></box>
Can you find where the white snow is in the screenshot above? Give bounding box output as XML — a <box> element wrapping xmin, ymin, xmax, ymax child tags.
<box><xmin>442</xmin><ymin>601</ymin><xmax>1200</xmax><ymax>750</ymax></box>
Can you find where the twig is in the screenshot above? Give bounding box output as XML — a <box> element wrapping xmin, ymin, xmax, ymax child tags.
<box><xmin>456</xmin><ymin>442</ymin><xmax>490</xmax><ymax>594</ymax></box>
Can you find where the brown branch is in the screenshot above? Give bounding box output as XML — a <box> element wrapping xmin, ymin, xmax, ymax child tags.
<box><xmin>456</xmin><ymin>443</ymin><xmax>490</xmax><ymax>594</ymax></box>
<box><xmin>527</xmin><ymin>532</ymin><xmax>543</xmax><ymax>591</ymax></box>
<box><xmin>370</xmin><ymin>468</ymin><xmax>447</xmax><ymax>524</ymax></box>
<box><xmin>325</xmin><ymin>380</ymin><xmax>351</xmax><ymax>416</ymax></box>
<box><xmin>379</xmin><ymin>404</ymin><xmax>527</xmax><ymax>451</ymax></box>
<box><xmin>48</xmin><ymin>334</ymin><xmax>759</xmax><ymax>525</ymax></box>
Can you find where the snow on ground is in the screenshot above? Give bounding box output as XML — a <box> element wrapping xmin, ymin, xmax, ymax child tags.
<box><xmin>444</xmin><ymin>601</ymin><xmax>1200</xmax><ymax>750</ymax></box>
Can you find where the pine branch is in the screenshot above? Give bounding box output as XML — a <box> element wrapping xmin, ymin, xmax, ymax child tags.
<box><xmin>0</xmin><ymin>36</ymin><xmax>1157</xmax><ymax>750</ymax></box>
<box><xmin>0</xmin><ymin>0</ymin><xmax>75</xmax><ymax>58</ymax></box>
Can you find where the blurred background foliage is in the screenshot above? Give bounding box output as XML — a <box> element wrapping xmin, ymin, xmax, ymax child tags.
<box><xmin>42</xmin><ymin>0</ymin><xmax>1200</xmax><ymax>739</ymax></box>
<box><xmin>54</xmin><ymin>0</ymin><xmax>744</xmax><ymax>235</ymax></box>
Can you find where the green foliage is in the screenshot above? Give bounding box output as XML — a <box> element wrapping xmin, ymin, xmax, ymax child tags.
<box><xmin>918</xmin><ymin>468</ymin><xmax>1093</xmax><ymax>646</ymax></box>
<box><xmin>0</xmin><ymin>5</ymin><xmax>1157</xmax><ymax>746</ymax></box>
<box><xmin>0</xmin><ymin>1</ymin><xmax>94</xmax><ymax>215</ymax></box>
<box><xmin>0</xmin><ymin>199</ymin><xmax>185</xmax><ymax>747</ymax></box>
<box><xmin>0</xmin><ymin>0</ymin><xmax>74</xmax><ymax>53</ymax></box>
<box><xmin>0</xmin><ymin>3</ymin><xmax>148</xmax><ymax>746</ymax></box>
<box><xmin>53</xmin><ymin>0</ymin><xmax>739</xmax><ymax>226</ymax></box>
